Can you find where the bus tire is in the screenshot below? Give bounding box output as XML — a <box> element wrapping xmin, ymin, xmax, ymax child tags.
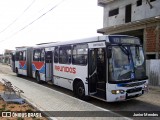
<box><xmin>36</xmin><ymin>72</ymin><xmax>42</xmax><ymax>84</ymax></box>
<box><xmin>76</xmin><ymin>81</ymin><xmax>86</xmax><ymax>100</ymax></box>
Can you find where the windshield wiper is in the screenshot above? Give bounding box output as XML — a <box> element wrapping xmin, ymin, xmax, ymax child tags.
<box><xmin>120</xmin><ymin>46</ymin><xmax>129</xmax><ymax>55</ymax></box>
<box><xmin>120</xmin><ymin>46</ymin><xmax>130</xmax><ymax>61</ymax></box>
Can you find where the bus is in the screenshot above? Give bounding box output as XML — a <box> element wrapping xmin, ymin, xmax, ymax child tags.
<box><xmin>11</xmin><ymin>35</ymin><xmax>148</xmax><ymax>102</ymax></box>
<box><xmin>12</xmin><ymin>47</ymin><xmax>33</xmax><ymax>77</ymax></box>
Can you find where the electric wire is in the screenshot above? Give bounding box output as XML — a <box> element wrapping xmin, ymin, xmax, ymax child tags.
<box><xmin>0</xmin><ymin>0</ymin><xmax>36</xmax><ymax>34</ymax></box>
<box><xmin>0</xmin><ymin>0</ymin><xmax>66</xmax><ymax>43</ymax></box>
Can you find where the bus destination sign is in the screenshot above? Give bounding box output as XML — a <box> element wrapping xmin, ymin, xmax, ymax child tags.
<box><xmin>109</xmin><ymin>36</ymin><xmax>140</xmax><ymax>45</ymax></box>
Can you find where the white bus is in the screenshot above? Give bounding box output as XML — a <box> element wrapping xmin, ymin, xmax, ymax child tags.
<box><xmin>12</xmin><ymin>35</ymin><xmax>148</xmax><ymax>102</ymax></box>
<box><xmin>12</xmin><ymin>47</ymin><xmax>33</xmax><ymax>77</ymax></box>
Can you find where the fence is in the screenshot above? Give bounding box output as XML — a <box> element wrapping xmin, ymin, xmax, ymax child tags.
<box><xmin>146</xmin><ymin>60</ymin><xmax>160</xmax><ymax>86</ymax></box>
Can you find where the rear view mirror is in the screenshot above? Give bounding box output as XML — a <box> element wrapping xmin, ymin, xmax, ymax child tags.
<box><xmin>107</xmin><ymin>46</ymin><xmax>112</xmax><ymax>58</ymax></box>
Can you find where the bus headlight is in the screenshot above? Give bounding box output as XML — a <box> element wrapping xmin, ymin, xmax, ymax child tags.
<box><xmin>111</xmin><ymin>90</ymin><xmax>125</xmax><ymax>94</ymax></box>
<box><xmin>144</xmin><ymin>83</ymin><xmax>148</xmax><ymax>92</ymax></box>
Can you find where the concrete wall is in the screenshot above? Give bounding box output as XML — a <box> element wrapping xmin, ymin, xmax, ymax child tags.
<box><xmin>146</xmin><ymin>60</ymin><xmax>160</xmax><ymax>86</ymax></box>
<box><xmin>103</xmin><ymin>0</ymin><xmax>160</xmax><ymax>27</ymax></box>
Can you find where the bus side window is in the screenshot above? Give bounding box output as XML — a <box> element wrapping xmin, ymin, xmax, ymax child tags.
<box><xmin>23</xmin><ymin>51</ymin><xmax>26</xmax><ymax>61</ymax></box>
<box><xmin>15</xmin><ymin>52</ymin><xmax>19</xmax><ymax>61</ymax></box>
<box><xmin>72</xmin><ymin>44</ymin><xmax>88</xmax><ymax>65</ymax></box>
<box><xmin>54</xmin><ymin>47</ymin><xmax>59</xmax><ymax>63</ymax></box>
<box><xmin>59</xmin><ymin>46</ymin><xmax>71</xmax><ymax>64</ymax></box>
<box><xmin>19</xmin><ymin>51</ymin><xmax>23</xmax><ymax>61</ymax></box>
<box><xmin>33</xmin><ymin>50</ymin><xmax>40</xmax><ymax>61</ymax></box>
<box><xmin>41</xmin><ymin>49</ymin><xmax>45</xmax><ymax>61</ymax></box>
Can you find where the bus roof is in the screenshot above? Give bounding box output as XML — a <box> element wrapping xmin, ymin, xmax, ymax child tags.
<box><xmin>15</xmin><ymin>35</ymin><xmax>139</xmax><ymax>50</ymax></box>
<box><xmin>32</xmin><ymin>35</ymin><xmax>126</xmax><ymax>48</ymax></box>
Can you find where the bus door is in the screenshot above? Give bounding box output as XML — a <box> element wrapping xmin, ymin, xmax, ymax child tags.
<box><xmin>45</xmin><ymin>50</ymin><xmax>53</xmax><ymax>81</ymax></box>
<box><xmin>88</xmin><ymin>42</ymin><xmax>106</xmax><ymax>100</ymax></box>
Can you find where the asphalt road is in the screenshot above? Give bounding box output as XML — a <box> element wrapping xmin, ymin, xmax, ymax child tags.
<box><xmin>0</xmin><ymin>63</ymin><xmax>160</xmax><ymax>120</ymax></box>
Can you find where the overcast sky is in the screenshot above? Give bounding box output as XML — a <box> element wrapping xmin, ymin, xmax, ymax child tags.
<box><xmin>0</xmin><ymin>0</ymin><xmax>103</xmax><ymax>54</ymax></box>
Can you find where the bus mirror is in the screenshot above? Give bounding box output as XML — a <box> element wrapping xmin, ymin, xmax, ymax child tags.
<box><xmin>107</xmin><ymin>47</ymin><xmax>112</xmax><ymax>58</ymax></box>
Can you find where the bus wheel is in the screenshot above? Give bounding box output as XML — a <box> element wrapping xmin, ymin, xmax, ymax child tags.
<box><xmin>76</xmin><ymin>81</ymin><xmax>85</xmax><ymax>100</ymax></box>
<box><xmin>36</xmin><ymin>72</ymin><xmax>42</xmax><ymax>84</ymax></box>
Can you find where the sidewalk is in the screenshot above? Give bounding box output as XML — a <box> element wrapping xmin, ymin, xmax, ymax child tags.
<box><xmin>0</xmin><ymin>73</ymin><xmax>129</xmax><ymax>120</ymax></box>
<box><xmin>149</xmin><ymin>85</ymin><xmax>160</xmax><ymax>92</ymax></box>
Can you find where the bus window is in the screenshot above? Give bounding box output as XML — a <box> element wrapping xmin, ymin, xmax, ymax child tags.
<box><xmin>33</xmin><ymin>49</ymin><xmax>41</xmax><ymax>61</ymax></box>
<box><xmin>15</xmin><ymin>52</ymin><xmax>19</xmax><ymax>61</ymax></box>
<box><xmin>41</xmin><ymin>49</ymin><xmax>45</xmax><ymax>61</ymax></box>
<box><xmin>19</xmin><ymin>51</ymin><xmax>23</xmax><ymax>61</ymax></box>
<box><xmin>59</xmin><ymin>46</ymin><xmax>71</xmax><ymax>64</ymax></box>
<box><xmin>54</xmin><ymin>47</ymin><xmax>59</xmax><ymax>63</ymax></box>
<box><xmin>72</xmin><ymin>44</ymin><xmax>88</xmax><ymax>65</ymax></box>
<box><xmin>23</xmin><ymin>51</ymin><xmax>26</xmax><ymax>61</ymax></box>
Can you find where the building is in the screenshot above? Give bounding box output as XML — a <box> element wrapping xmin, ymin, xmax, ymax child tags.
<box><xmin>3</xmin><ymin>49</ymin><xmax>14</xmax><ymax>64</ymax></box>
<box><xmin>97</xmin><ymin>0</ymin><xmax>160</xmax><ymax>59</ymax></box>
<box><xmin>0</xmin><ymin>54</ymin><xmax>3</xmax><ymax>63</ymax></box>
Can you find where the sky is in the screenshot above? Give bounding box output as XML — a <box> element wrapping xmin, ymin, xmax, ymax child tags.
<box><xmin>0</xmin><ymin>0</ymin><xmax>103</xmax><ymax>54</ymax></box>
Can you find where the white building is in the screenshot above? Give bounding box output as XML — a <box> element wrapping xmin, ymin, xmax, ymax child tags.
<box><xmin>97</xmin><ymin>0</ymin><xmax>160</xmax><ymax>59</ymax></box>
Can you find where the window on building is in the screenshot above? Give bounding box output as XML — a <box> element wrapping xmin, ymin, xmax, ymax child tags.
<box><xmin>59</xmin><ymin>46</ymin><xmax>71</xmax><ymax>64</ymax></box>
<box><xmin>125</xmin><ymin>4</ymin><xmax>132</xmax><ymax>23</ymax></box>
<box><xmin>146</xmin><ymin>54</ymin><xmax>156</xmax><ymax>59</ymax></box>
<box><xmin>137</xmin><ymin>0</ymin><xmax>142</xmax><ymax>6</ymax></box>
<box><xmin>109</xmin><ymin>8</ymin><xmax>119</xmax><ymax>17</ymax></box>
<box><xmin>54</xmin><ymin>47</ymin><xmax>59</xmax><ymax>63</ymax></box>
<box><xmin>150</xmin><ymin>0</ymin><xmax>156</xmax><ymax>2</ymax></box>
<box><xmin>72</xmin><ymin>44</ymin><xmax>88</xmax><ymax>65</ymax></box>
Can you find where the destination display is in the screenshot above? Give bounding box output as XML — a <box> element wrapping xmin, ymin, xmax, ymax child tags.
<box><xmin>109</xmin><ymin>36</ymin><xmax>140</xmax><ymax>45</ymax></box>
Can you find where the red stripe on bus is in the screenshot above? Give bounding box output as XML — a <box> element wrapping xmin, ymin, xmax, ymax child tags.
<box><xmin>32</xmin><ymin>61</ymin><xmax>44</xmax><ymax>70</ymax></box>
<box><xmin>19</xmin><ymin>61</ymin><xmax>26</xmax><ymax>67</ymax></box>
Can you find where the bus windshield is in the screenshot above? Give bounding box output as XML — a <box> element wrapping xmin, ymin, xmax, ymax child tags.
<box><xmin>109</xmin><ymin>45</ymin><xmax>146</xmax><ymax>81</ymax></box>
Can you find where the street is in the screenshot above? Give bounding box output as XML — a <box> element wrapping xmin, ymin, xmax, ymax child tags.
<box><xmin>0</xmin><ymin>63</ymin><xmax>160</xmax><ymax>120</ymax></box>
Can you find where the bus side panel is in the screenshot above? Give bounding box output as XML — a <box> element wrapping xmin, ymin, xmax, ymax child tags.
<box><xmin>32</xmin><ymin>61</ymin><xmax>45</xmax><ymax>81</ymax></box>
<box><xmin>19</xmin><ymin>60</ymin><xmax>27</xmax><ymax>76</ymax></box>
<box><xmin>53</xmin><ymin>64</ymin><xmax>88</xmax><ymax>94</ymax></box>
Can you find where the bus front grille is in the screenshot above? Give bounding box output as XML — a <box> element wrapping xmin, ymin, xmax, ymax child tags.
<box><xmin>126</xmin><ymin>87</ymin><xmax>142</xmax><ymax>93</ymax></box>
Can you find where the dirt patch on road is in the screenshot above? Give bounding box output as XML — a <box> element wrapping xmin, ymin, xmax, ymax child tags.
<box><xmin>0</xmin><ymin>82</ymin><xmax>48</xmax><ymax>120</ymax></box>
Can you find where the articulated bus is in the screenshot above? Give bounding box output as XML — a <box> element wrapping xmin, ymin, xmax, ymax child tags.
<box><xmin>11</xmin><ymin>35</ymin><xmax>148</xmax><ymax>102</ymax></box>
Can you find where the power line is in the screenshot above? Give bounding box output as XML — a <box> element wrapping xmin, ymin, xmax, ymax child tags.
<box><xmin>0</xmin><ymin>0</ymin><xmax>66</xmax><ymax>43</ymax></box>
<box><xmin>0</xmin><ymin>0</ymin><xmax>36</xmax><ymax>34</ymax></box>
<box><xmin>19</xmin><ymin>0</ymin><xmax>66</xmax><ymax>31</ymax></box>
